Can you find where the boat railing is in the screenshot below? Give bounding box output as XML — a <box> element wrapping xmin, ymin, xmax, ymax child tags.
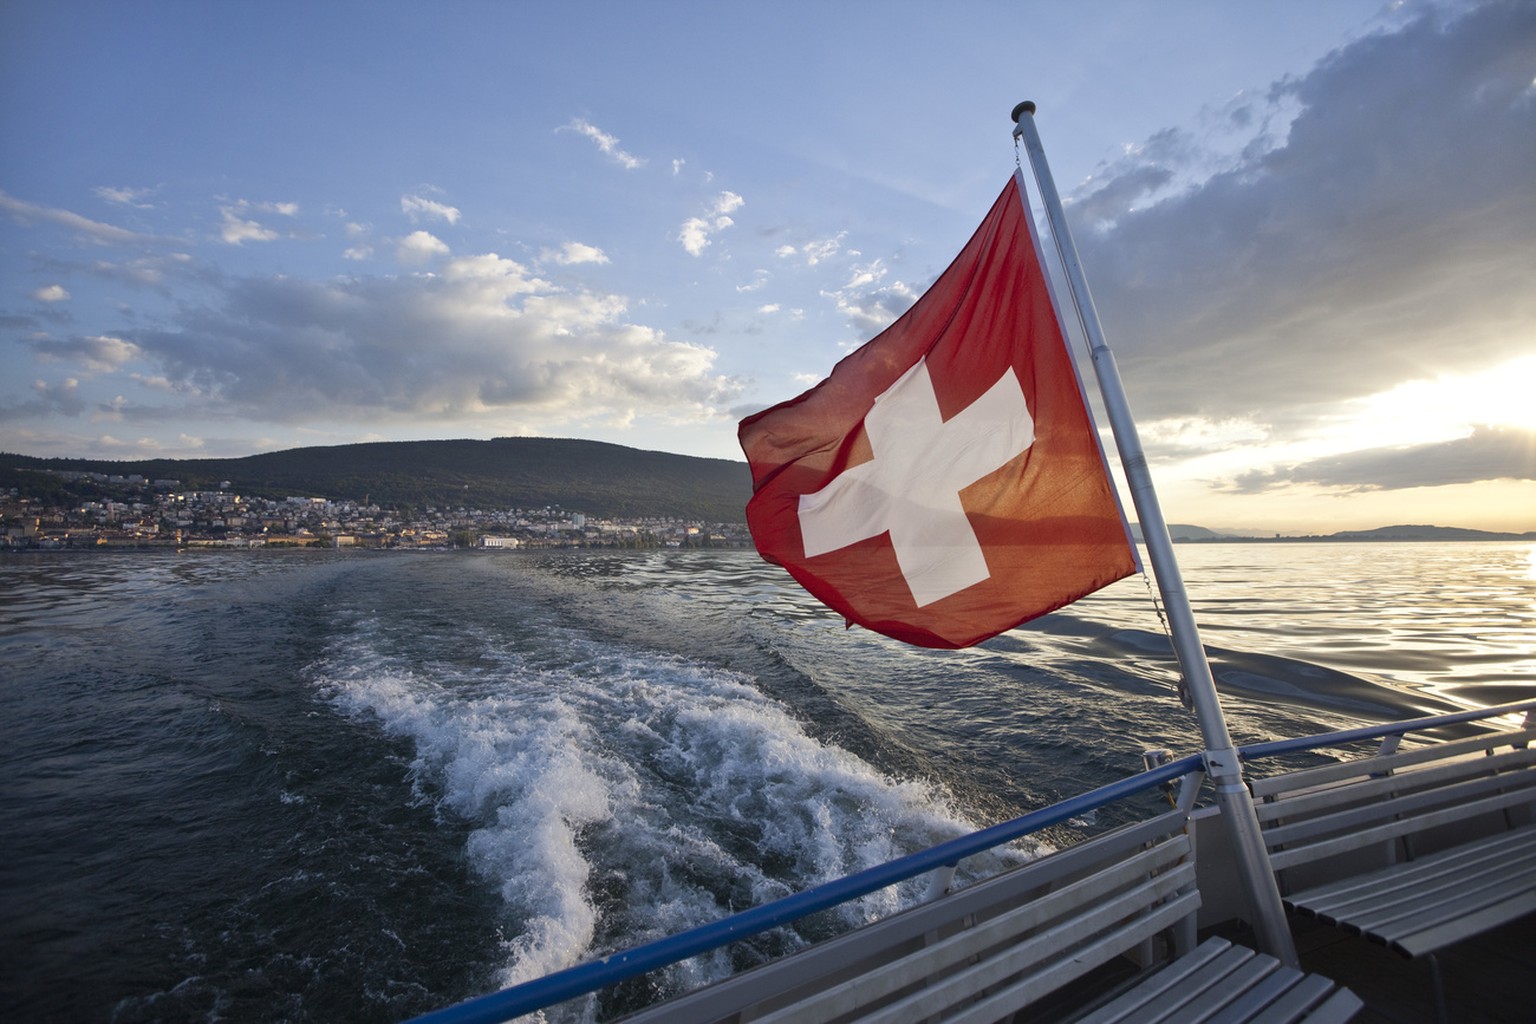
<box><xmin>409</xmin><ymin>697</ymin><xmax>1536</xmax><ymax>1024</ymax></box>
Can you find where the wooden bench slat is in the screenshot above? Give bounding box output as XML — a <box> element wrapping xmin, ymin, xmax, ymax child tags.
<box><xmin>1125</xmin><ymin>943</ymin><xmax>1268</xmax><ymax>1021</ymax></box>
<box><xmin>1279</xmin><ymin>823</ymin><xmax>1536</xmax><ymax>909</ymax></box>
<box><xmin>1249</xmin><ymin>728</ymin><xmax>1536</xmax><ymax>799</ymax></box>
<box><xmin>912</xmin><ymin>894</ymin><xmax>1202</xmax><ymax>1024</ymax></box>
<box><xmin>1317</xmin><ymin>846</ymin><xmax>1536</xmax><ymax>933</ymax></box>
<box><xmin>1286</xmin><ymin>826</ymin><xmax>1536</xmax><ymax>958</ymax></box>
<box><xmin>1391</xmin><ymin>890</ymin><xmax>1536</xmax><ymax>958</ymax></box>
<box><xmin>1259</xmin><ymin>761</ymin><xmax>1536</xmax><ymax>846</ymax></box>
<box><xmin>1218</xmin><ymin>969</ymin><xmax>1340</xmax><ymax>1024</ymax></box>
<box><xmin>1070</xmin><ymin>936</ymin><xmax>1358</xmax><ymax>1024</ymax></box>
<box><xmin>849</xmin><ymin>885</ymin><xmax>1200</xmax><ymax>1024</ymax></box>
<box><xmin>1071</xmin><ymin>936</ymin><xmax>1237</xmax><ymax>1023</ymax></box>
<box><xmin>1253</xmin><ymin>745</ymin><xmax>1536</xmax><ymax>826</ymax></box>
<box><xmin>1247</xmin><ymin>981</ymin><xmax>1364</xmax><ymax>1024</ymax></box>
<box><xmin>1300</xmin><ymin>830</ymin><xmax>1536</xmax><ymax>914</ymax></box>
<box><xmin>1265</xmin><ymin>784</ymin><xmax>1536</xmax><ymax>871</ymax></box>
<box><xmin>746</xmin><ymin>850</ymin><xmax>1195</xmax><ymax>1024</ymax></box>
<box><xmin>1258</xmin><ymin>728</ymin><xmax>1536</xmax><ymax>977</ymax></box>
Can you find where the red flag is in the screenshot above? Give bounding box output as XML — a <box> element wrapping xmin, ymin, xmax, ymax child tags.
<box><xmin>738</xmin><ymin>175</ymin><xmax>1136</xmax><ymax>649</ymax></box>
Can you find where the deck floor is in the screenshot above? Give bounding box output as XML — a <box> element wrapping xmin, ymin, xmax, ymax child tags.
<box><xmin>1215</xmin><ymin>911</ymin><xmax>1536</xmax><ymax>1023</ymax></box>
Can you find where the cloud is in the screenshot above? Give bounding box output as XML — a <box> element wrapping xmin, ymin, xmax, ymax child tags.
<box><xmin>559</xmin><ymin>118</ymin><xmax>644</xmax><ymax>170</ymax></box>
<box><xmin>679</xmin><ymin>191</ymin><xmax>744</xmax><ymax>256</ymax></box>
<box><xmin>33</xmin><ymin>284</ymin><xmax>71</xmax><ymax>302</ymax></box>
<box><xmin>93</xmin><ymin>185</ymin><xmax>156</xmax><ymax>208</ymax></box>
<box><xmin>0</xmin><ymin>188</ymin><xmax>170</xmax><ymax>246</ymax></box>
<box><xmin>1230</xmin><ymin>425</ymin><xmax>1536</xmax><ymax>493</ymax></box>
<box><xmin>218</xmin><ymin>206</ymin><xmax>280</xmax><ymax>245</ymax></box>
<box><xmin>0</xmin><ymin>378</ymin><xmax>85</xmax><ymax>421</ymax></box>
<box><xmin>107</xmin><ymin>253</ymin><xmax>740</xmax><ymax>432</ymax></box>
<box><xmin>821</xmin><ymin>259</ymin><xmax>921</xmax><ymax>338</ymax></box>
<box><xmin>30</xmin><ymin>333</ymin><xmax>143</xmax><ymax>373</ymax></box>
<box><xmin>76</xmin><ymin>252</ymin><xmax>195</xmax><ymax>290</ymax></box>
<box><xmin>1065</xmin><ymin>2</ymin><xmax>1536</xmax><ymax>434</ymax></box>
<box><xmin>543</xmin><ymin>241</ymin><xmax>609</xmax><ymax>266</ymax></box>
<box><xmin>215</xmin><ymin>199</ymin><xmax>298</xmax><ymax>245</ymax></box>
<box><xmin>401</xmin><ymin>193</ymin><xmax>461</xmax><ymax>225</ymax></box>
<box><xmin>397</xmin><ymin>230</ymin><xmax>450</xmax><ymax>264</ymax></box>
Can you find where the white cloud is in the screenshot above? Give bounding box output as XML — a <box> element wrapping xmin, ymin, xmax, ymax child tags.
<box><xmin>107</xmin><ymin>252</ymin><xmax>739</xmax><ymax>432</ymax></box>
<box><xmin>679</xmin><ymin>191</ymin><xmax>744</xmax><ymax>256</ymax></box>
<box><xmin>543</xmin><ymin>241</ymin><xmax>610</xmax><ymax>265</ymax></box>
<box><xmin>397</xmin><ymin>230</ymin><xmax>450</xmax><ymax>264</ymax></box>
<box><xmin>559</xmin><ymin>118</ymin><xmax>644</xmax><ymax>170</ymax></box>
<box><xmin>822</xmin><ymin>259</ymin><xmax>921</xmax><ymax>338</ymax></box>
<box><xmin>93</xmin><ymin>185</ymin><xmax>155</xmax><ymax>208</ymax></box>
<box><xmin>342</xmin><ymin>222</ymin><xmax>373</xmax><ymax>260</ymax></box>
<box><xmin>774</xmin><ymin>234</ymin><xmax>844</xmax><ymax>266</ymax></box>
<box><xmin>401</xmin><ymin>193</ymin><xmax>461</xmax><ymax>225</ymax></box>
<box><xmin>801</xmin><ymin>234</ymin><xmax>844</xmax><ymax>266</ymax></box>
<box><xmin>0</xmin><ymin>188</ymin><xmax>169</xmax><ymax>246</ymax></box>
<box><xmin>31</xmin><ymin>334</ymin><xmax>143</xmax><ymax>373</ymax></box>
<box><xmin>33</xmin><ymin>284</ymin><xmax>71</xmax><ymax>302</ymax></box>
<box><xmin>219</xmin><ymin>206</ymin><xmax>280</xmax><ymax>245</ymax></box>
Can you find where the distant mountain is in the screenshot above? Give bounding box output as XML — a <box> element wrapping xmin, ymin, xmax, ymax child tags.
<box><xmin>1130</xmin><ymin>523</ymin><xmax>1230</xmax><ymax>542</ymax></box>
<box><xmin>1323</xmin><ymin>524</ymin><xmax>1536</xmax><ymax>542</ymax></box>
<box><xmin>1131</xmin><ymin>522</ymin><xmax>1536</xmax><ymax>543</ymax></box>
<box><xmin>2</xmin><ymin>438</ymin><xmax>755</xmax><ymax>523</ymax></box>
<box><xmin>7</xmin><ymin>442</ymin><xmax>1533</xmax><ymax>539</ymax></box>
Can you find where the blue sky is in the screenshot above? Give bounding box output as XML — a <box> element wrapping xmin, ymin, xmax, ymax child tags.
<box><xmin>3</xmin><ymin>0</ymin><xmax>1533</xmax><ymax>533</ymax></box>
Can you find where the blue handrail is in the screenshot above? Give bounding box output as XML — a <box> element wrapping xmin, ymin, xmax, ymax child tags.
<box><xmin>411</xmin><ymin>697</ymin><xmax>1535</xmax><ymax>1024</ymax></box>
<box><xmin>407</xmin><ymin>751</ymin><xmax>1203</xmax><ymax>1024</ymax></box>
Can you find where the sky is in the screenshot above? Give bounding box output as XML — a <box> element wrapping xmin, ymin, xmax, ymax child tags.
<box><xmin>2</xmin><ymin>0</ymin><xmax>1533</xmax><ymax>535</ymax></box>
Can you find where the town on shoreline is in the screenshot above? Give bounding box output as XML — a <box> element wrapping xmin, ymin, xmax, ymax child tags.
<box><xmin>5</xmin><ymin>468</ymin><xmax>1530</xmax><ymax>553</ymax></box>
<box><xmin>2</xmin><ymin>469</ymin><xmax>752</xmax><ymax>552</ymax></box>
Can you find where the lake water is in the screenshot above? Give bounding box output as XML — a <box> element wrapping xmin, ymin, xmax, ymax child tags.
<box><xmin>2</xmin><ymin>542</ymin><xmax>1532</xmax><ymax>1021</ymax></box>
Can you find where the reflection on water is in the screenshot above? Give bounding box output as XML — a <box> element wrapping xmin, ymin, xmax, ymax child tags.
<box><xmin>2</xmin><ymin>541</ymin><xmax>1532</xmax><ymax>1023</ymax></box>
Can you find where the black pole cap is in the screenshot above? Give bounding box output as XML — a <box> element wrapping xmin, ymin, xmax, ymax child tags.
<box><xmin>1011</xmin><ymin>101</ymin><xmax>1036</xmax><ymax>123</ymax></box>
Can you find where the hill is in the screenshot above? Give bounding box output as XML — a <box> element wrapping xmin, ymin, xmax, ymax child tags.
<box><xmin>2</xmin><ymin>438</ymin><xmax>755</xmax><ymax>523</ymax></box>
<box><xmin>1323</xmin><ymin>524</ymin><xmax>1536</xmax><ymax>541</ymax></box>
<box><xmin>1130</xmin><ymin>523</ymin><xmax>1228</xmax><ymax>542</ymax></box>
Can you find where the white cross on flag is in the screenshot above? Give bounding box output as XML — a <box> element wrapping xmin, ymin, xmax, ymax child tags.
<box><xmin>738</xmin><ymin>176</ymin><xmax>1137</xmax><ymax>648</ymax></box>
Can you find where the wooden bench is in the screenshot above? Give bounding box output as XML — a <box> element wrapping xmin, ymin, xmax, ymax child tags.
<box><xmin>1251</xmin><ymin>725</ymin><xmax>1536</xmax><ymax>1020</ymax></box>
<box><xmin>622</xmin><ymin>808</ymin><xmax>1358</xmax><ymax>1023</ymax></box>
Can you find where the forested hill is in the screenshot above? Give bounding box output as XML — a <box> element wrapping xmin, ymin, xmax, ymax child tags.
<box><xmin>3</xmin><ymin>437</ymin><xmax>755</xmax><ymax>523</ymax></box>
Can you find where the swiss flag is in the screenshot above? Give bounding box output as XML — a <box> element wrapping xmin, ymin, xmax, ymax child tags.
<box><xmin>738</xmin><ymin>175</ymin><xmax>1137</xmax><ymax>649</ymax></box>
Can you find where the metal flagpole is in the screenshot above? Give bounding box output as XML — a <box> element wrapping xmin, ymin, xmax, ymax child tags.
<box><xmin>1011</xmin><ymin>100</ymin><xmax>1298</xmax><ymax>965</ymax></box>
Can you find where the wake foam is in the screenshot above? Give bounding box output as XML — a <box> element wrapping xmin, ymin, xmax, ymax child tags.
<box><xmin>313</xmin><ymin>619</ymin><xmax>1007</xmax><ymax>1006</ymax></box>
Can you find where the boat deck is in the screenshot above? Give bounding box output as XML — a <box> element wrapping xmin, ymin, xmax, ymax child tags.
<box><xmin>1216</xmin><ymin>912</ymin><xmax>1536</xmax><ymax>1023</ymax></box>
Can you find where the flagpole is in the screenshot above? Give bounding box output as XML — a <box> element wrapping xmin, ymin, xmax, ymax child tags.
<box><xmin>1011</xmin><ymin>100</ymin><xmax>1297</xmax><ymax>965</ymax></box>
